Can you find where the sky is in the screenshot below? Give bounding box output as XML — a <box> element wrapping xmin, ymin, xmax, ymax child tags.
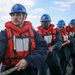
<box><xmin>0</xmin><ymin>0</ymin><xmax>75</xmax><ymax>30</ymax></box>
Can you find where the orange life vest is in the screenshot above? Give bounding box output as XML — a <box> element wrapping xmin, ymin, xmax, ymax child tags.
<box><xmin>56</xmin><ymin>27</ymin><xmax>69</xmax><ymax>42</ymax></box>
<box><xmin>66</xmin><ymin>26</ymin><xmax>75</xmax><ymax>37</ymax></box>
<box><xmin>37</xmin><ymin>24</ymin><xmax>56</xmax><ymax>47</ymax></box>
<box><xmin>2</xmin><ymin>21</ymin><xmax>36</xmax><ymax>67</ymax></box>
<box><xmin>55</xmin><ymin>27</ymin><xmax>70</xmax><ymax>47</ymax></box>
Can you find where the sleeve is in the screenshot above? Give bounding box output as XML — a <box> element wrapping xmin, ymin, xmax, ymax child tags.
<box><xmin>0</xmin><ymin>30</ymin><xmax>8</xmax><ymax>63</ymax></box>
<box><xmin>53</xmin><ymin>30</ymin><xmax>62</xmax><ymax>50</ymax></box>
<box><xmin>69</xmin><ymin>36</ymin><xmax>75</xmax><ymax>46</ymax></box>
<box><xmin>25</xmin><ymin>30</ymin><xmax>48</xmax><ymax>68</ymax></box>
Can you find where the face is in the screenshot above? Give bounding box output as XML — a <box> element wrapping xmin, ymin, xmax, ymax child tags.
<box><xmin>11</xmin><ymin>13</ymin><xmax>26</xmax><ymax>27</ymax></box>
<box><xmin>41</xmin><ymin>21</ymin><xmax>51</xmax><ymax>29</ymax></box>
<box><xmin>70</xmin><ymin>24</ymin><xmax>75</xmax><ymax>29</ymax></box>
<box><xmin>58</xmin><ymin>26</ymin><xmax>64</xmax><ymax>31</ymax></box>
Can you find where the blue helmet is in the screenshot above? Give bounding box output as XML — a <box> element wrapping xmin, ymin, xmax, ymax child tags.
<box><xmin>69</xmin><ymin>19</ymin><xmax>75</xmax><ymax>25</ymax></box>
<box><xmin>40</xmin><ymin>14</ymin><xmax>51</xmax><ymax>22</ymax></box>
<box><xmin>9</xmin><ymin>3</ymin><xmax>27</xmax><ymax>15</ymax></box>
<box><xmin>57</xmin><ymin>20</ymin><xmax>65</xmax><ymax>27</ymax></box>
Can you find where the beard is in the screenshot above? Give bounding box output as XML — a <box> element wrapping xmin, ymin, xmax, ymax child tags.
<box><xmin>42</xmin><ymin>24</ymin><xmax>50</xmax><ymax>29</ymax></box>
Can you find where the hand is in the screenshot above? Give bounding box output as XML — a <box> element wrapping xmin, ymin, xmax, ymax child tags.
<box><xmin>16</xmin><ymin>59</ymin><xmax>28</xmax><ymax>71</ymax></box>
<box><xmin>48</xmin><ymin>46</ymin><xmax>55</xmax><ymax>53</ymax></box>
<box><xmin>62</xmin><ymin>40</ymin><xmax>70</xmax><ymax>46</ymax></box>
<box><xmin>67</xmin><ymin>40</ymin><xmax>70</xmax><ymax>44</ymax></box>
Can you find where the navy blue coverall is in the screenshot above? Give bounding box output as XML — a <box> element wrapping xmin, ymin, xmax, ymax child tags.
<box><xmin>0</xmin><ymin>29</ymin><xmax>48</xmax><ymax>75</ymax></box>
<box><xmin>38</xmin><ymin>30</ymin><xmax>63</xmax><ymax>75</ymax></box>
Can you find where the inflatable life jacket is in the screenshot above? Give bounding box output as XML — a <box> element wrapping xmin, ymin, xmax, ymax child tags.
<box><xmin>66</xmin><ymin>26</ymin><xmax>75</xmax><ymax>37</ymax></box>
<box><xmin>60</xmin><ymin>29</ymin><xmax>69</xmax><ymax>42</ymax></box>
<box><xmin>2</xmin><ymin>21</ymin><xmax>36</xmax><ymax>67</ymax></box>
<box><xmin>37</xmin><ymin>24</ymin><xmax>56</xmax><ymax>47</ymax></box>
<box><xmin>56</xmin><ymin>27</ymin><xmax>69</xmax><ymax>42</ymax></box>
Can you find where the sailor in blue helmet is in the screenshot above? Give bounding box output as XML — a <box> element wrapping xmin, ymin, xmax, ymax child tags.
<box><xmin>56</xmin><ymin>20</ymin><xmax>73</xmax><ymax>75</ymax></box>
<box><xmin>0</xmin><ymin>3</ymin><xmax>48</xmax><ymax>75</ymax></box>
<box><xmin>66</xmin><ymin>19</ymin><xmax>75</xmax><ymax>75</ymax></box>
<box><xmin>37</xmin><ymin>14</ymin><xmax>63</xmax><ymax>75</ymax></box>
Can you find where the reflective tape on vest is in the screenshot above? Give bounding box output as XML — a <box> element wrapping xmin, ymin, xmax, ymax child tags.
<box><xmin>63</xmin><ymin>35</ymin><xmax>68</xmax><ymax>41</ymax></box>
<box><xmin>44</xmin><ymin>35</ymin><xmax>52</xmax><ymax>44</ymax></box>
<box><xmin>69</xmin><ymin>32</ymin><xmax>75</xmax><ymax>37</ymax></box>
<box><xmin>16</xmin><ymin>37</ymin><xmax>29</xmax><ymax>51</ymax></box>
